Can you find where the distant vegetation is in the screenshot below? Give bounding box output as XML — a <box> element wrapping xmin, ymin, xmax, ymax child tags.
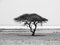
<box><xmin>14</xmin><ymin>13</ymin><xmax>48</xmax><ymax>36</ymax></box>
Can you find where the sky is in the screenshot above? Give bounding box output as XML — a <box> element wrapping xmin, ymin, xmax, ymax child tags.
<box><xmin>0</xmin><ymin>0</ymin><xmax>60</xmax><ymax>26</ymax></box>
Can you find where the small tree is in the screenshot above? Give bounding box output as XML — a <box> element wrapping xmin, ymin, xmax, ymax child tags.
<box><xmin>14</xmin><ymin>13</ymin><xmax>48</xmax><ymax>36</ymax></box>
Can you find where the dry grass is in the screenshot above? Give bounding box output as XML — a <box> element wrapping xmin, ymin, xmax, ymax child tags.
<box><xmin>0</xmin><ymin>32</ymin><xmax>60</xmax><ymax>45</ymax></box>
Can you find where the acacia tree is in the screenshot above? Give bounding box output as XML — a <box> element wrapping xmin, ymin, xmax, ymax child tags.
<box><xmin>14</xmin><ymin>13</ymin><xmax>48</xmax><ymax>36</ymax></box>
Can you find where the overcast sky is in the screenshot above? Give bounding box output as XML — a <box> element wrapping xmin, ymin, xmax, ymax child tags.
<box><xmin>0</xmin><ymin>0</ymin><xmax>60</xmax><ymax>26</ymax></box>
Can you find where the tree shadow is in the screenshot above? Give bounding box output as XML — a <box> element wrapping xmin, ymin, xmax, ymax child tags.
<box><xmin>34</xmin><ymin>35</ymin><xmax>46</xmax><ymax>37</ymax></box>
<box><xmin>16</xmin><ymin>34</ymin><xmax>46</xmax><ymax>37</ymax></box>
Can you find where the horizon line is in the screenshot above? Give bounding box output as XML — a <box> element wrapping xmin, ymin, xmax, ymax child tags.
<box><xmin>0</xmin><ymin>26</ymin><xmax>60</xmax><ymax>29</ymax></box>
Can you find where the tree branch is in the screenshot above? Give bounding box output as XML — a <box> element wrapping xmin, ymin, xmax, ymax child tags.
<box><xmin>28</xmin><ymin>22</ymin><xmax>33</xmax><ymax>32</ymax></box>
<box><xmin>33</xmin><ymin>22</ymin><xmax>37</xmax><ymax>32</ymax></box>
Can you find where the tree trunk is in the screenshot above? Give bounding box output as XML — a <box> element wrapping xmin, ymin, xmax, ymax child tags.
<box><xmin>32</xmin><ymin>24</ymin><xmax>37</xmax><ymax>36</ymax></box>
<box><xmin>32</xmin><ymin>31</ymin><xmax>35</xmax><ymax>36</ymax></box>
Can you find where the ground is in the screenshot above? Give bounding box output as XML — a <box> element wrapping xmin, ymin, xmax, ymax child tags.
<box><xmin>0</xmin><ymin>31</ymin><xmax>60</xmax><ymax>45</ymax></box>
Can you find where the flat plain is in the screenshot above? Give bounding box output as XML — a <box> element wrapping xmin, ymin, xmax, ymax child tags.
<box><xmin>0</xmin><ymin>29</ymin><xmax>60</xmax><ymax>45</ymax></box>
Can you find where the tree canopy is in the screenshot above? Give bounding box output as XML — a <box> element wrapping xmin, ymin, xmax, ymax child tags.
<box><xmin>14</xmin><ymin>13</ymin><xmax>48</xmax><ymax>23</ymax></box>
